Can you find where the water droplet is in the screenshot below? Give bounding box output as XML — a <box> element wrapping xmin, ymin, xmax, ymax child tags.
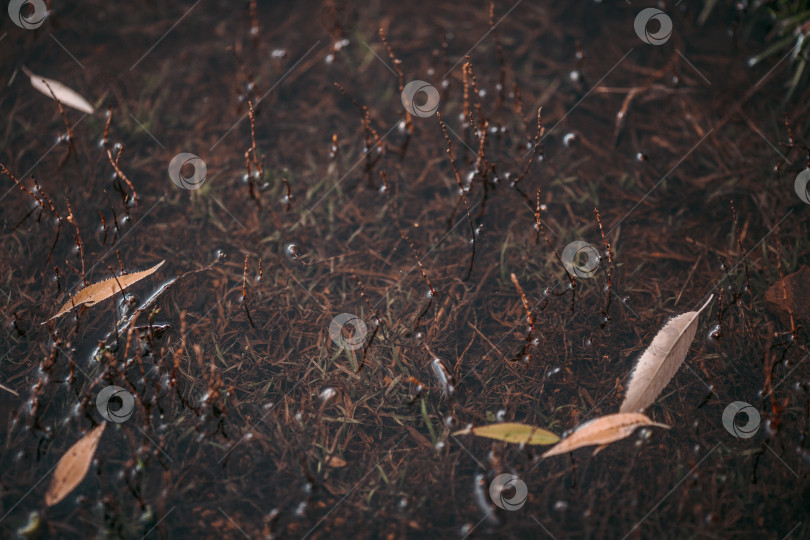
<box><xmin>271</xmin><ymin>48</ymin><xmax>287</xmax><ymax>59</ymax></box>
<box><xmin>496</xmin><ymin>409</ymin><xmax>506</xmax><ymax>422</ymax></box>
<box><xmin>554</xmin><ymin>500</ymin><xmax>569</xmax><ymax>512</ymax></box>
<box><xmin>569</xmin><ymin>70</ymin><xmax>580</xmax><ymax>82</ymax></box>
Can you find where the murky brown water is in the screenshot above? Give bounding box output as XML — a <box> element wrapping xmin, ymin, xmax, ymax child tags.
<box><xmin>1</xmin><ymin>1</ymin><xmax>809</xmax><ymax>538</ymax></box>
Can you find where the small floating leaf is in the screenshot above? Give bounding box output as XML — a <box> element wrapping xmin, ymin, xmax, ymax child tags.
<box><xmin>49</xmin><ymin>260</ymin><xmax>165</xmax><ymax>320</ymax></box>
<box><xmin>541</xmin><ymin>413</ymin><xmax>669</xmax><ymax>458</ymax></box>
<box><xmin>324</xmin><ymin>456</ymin><xmax>347</xmax><ymax>468</ymax></box>
<box><xmin>22</xmin><ymin>66</ymin><xmax>95</xmax><ymax>115</ymax></box>
<box><xmin>45</xmin><ymin>423</ymin><xmax>106</xmax><ymax>506</ymax></box>
<box><xmin>620</xmin><ymin>295</ymin><xmax>713</xmax><ymax>414</ymax></box>
<box><xmin>453</xmin><ymin>422</ymin><xmax>560</xmax><ymax>445</ymax></box>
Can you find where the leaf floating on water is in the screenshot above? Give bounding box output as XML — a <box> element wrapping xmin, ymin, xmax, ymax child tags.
<box><xmin>619</xmin><ymin>295</ymin><xmax>713</xmax><ymax>414</ymax></box>
<box><xmin>541</xmin><ymin>413</ymin><xmax>668</xmax><ymax>458</ymax></box>
<box><xmin>324</xmin><ymin>456</ymin><xmax>347</xmax><ymax>468</ymax></box>
<box><xmin>49</xmin><ymin>260</ymin><xmax>165</xmax><ymax>321</ymax></box>
<box><xmin>453</xmin><ymin>422</ymin><xmax>560</xmax><ymax>445</ymax></box>
<box><xmin>22</xmin><ymin>66</ymin><xmax>95</xmax><ymax>115</ymax></box>
<box><xmin>45</xmin><ymin>423</ymin><xmax>106</xmax><ymax>506</ymax></box>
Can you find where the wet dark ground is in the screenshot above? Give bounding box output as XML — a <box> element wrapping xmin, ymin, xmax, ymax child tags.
<box><xmin>1</xmin><ymin>1</ymin><xmax>809</xmax><ymax>538</ymax></box>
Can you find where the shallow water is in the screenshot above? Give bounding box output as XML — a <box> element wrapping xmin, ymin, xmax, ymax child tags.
<box><xmin>1</xmin><ymin>1</ymin><xmax>809</xmax><ymax>538</ymax></box>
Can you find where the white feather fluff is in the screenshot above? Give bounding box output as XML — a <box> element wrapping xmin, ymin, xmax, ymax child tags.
<box><xmin>620</xmin><ymin>295</ymin><xmax>713</xmax><ymax>414</ymax></box>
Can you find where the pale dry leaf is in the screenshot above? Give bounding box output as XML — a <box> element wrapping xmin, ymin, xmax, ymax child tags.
<box><xmin>49</xmin><ymin>260</ymin><xmax>165</xmax><ymax>320</ymax></box>
<box><xmin>453</xmin><ymin>422</ymin><xmax>560</xmax><ymax>445</ymax></box>
<box><xmin>541</xmin><ymin>413</ymin><xmax>669</xmax><ymax>458</ymax></box>
<box><xmin>619</xmin><ymin>295</ymin><xmax>714</xmax><ymax>414</ymax></box>
<box><xmin>22</xmin><ymin>66</ymin><xmax>95</xmax><ymax>115</ymax></box>
<box><xmin>45</xmin><ymin>423</ymin><xmax>106</xmax><ymax>506</ymax></box>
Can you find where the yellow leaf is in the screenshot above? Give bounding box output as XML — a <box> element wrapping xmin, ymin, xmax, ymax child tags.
<box><xmin>453</xmin><ymin>422</ymin><xmax>560</xmax><ymax>445</ymax></box>
<box><xmin>542</xmin><ymin>413</ymin><xmax>669</xmax><ymax>458</ymax></box>
<box><xmin>50</xmin><ymin>261</ymin><xmax>165</xmax><ymax>320</ymax></box>
<box><xmin>45</xmin><ymin>423</ymin><xmax>106</xmax><ymax>506</ymax></box>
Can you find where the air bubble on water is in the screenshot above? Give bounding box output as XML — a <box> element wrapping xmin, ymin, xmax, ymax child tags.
<box><xmin>285</xmin><ymin>243</ymin><xmax>300</xmax><ymax>260</ymax></box>
<box><xmin>325</xmin><ymin>53</ymin><xmax>334</xmax><ymax>64</ymax></box>
<box><xmin>441</xmin><ymin>79</ymin><xmax>449</xmax><ymax>89</ymax></box>
<box><xmin>763</xmin><ymin>418</ymin><xmax>777</xmax><ymax>438</ymax></box>
<box><xmin>546</xmin><ymin>366</ymin><xmax>561</xmax><ymax>378</ymax></box>
<box><xmin>294</xmin><ymin>412</ymin><xmax>303</xmax><ymax>422</ymax></box>
<box><xmin>707</xmin><ymin>324</ymin><xmax>722</xmax><ymax>343</ymax></box>
<box><xmin>271</xmin><ymin>48</ymin><xmax>287</xmax><ymax>59</ymax></box>
<box><xmin>435</xmin><ymin>440</ymin><xmax>445</xmax><ymax>451</ymax></box>
<box><xmin>563</xmin><ymin>133</ymin><xmax>576</xmax><ymax>147</ymax></box>
<box><xmin>554</xmin><ymin>500</ymin><xmax>569</xmax><ymax>512</ymax></box>
<box><xmin>319</xmin><ymin>387</ymin><xmax>337</xmax><ymax>403</ymax></box>
<box><xmin>540</xmin><ymin>203</ymin><xmax>547</xmax><ymax>211</ymax></box>
<box><xmin>478</xmin><ymin>89</ymin><xmax>486</xmax><ymax>98</ymax></box>
<box><xmin>569</xmin><ymin>70</ymin><xmax>580</xmax><ymax>82</ymax></box>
